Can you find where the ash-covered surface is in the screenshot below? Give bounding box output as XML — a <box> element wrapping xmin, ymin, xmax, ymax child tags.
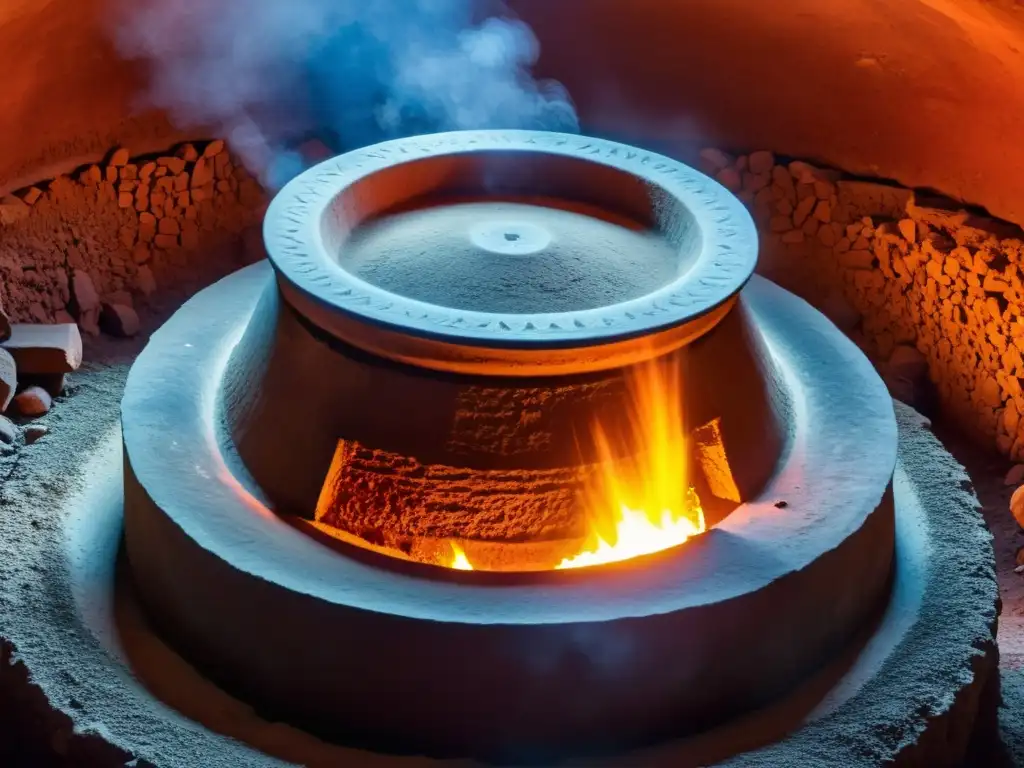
<box><xmin>0</xmin><ymin>360</ymin><xmax>133</xmax><ymax>768</ymax></box>
<box><xmin>0</xmin><ymin>369</ymin><xmax>1007</xmax><ymax>767</ymax></box>
<box><xmin>722</xmin><ymin>403</ymin><xmax>1000</xmax><ymax>768</ymax></box>
<box><xmin>341</xmin><ymin>201</ymin><xmax>680</xmax><ymax>314</ymax></box>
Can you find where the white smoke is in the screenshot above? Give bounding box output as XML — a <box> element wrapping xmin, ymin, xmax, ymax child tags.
<box><xmin>113</xmin><ymin>0</ymin><xmax>578</xmax><ymax>188</ymax></box>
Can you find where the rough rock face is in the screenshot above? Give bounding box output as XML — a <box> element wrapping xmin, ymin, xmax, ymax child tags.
<box><xmin>705</xmin><ymin>148</ymin><xmax>1024</xmax><ymax>458</ymax></box>
<box><xmin>0</xmin><ymin>141</ymin><xmax>267</xmax><ymax>333</ymax></box>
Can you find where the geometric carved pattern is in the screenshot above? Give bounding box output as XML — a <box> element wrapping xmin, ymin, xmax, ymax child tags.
<box><xmin>264</xmin><ymin>130</ymin><xmax>758</xmax><ymax>346</ymax></box>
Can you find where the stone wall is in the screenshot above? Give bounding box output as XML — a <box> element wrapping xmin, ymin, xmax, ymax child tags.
<box><xmin>0</xmin><ymin>140</ymin><xmax>267</xmax><ymax>336</ymax></box>
<box><xmin>4</xmin><ymin>136</ymin><xmax>1023</xmax><ymax>457</ymax></box>
<box><xmin>700</xmin><ymin>148</ymin><xmax>1024</xmax><ymax>457</ymax></box>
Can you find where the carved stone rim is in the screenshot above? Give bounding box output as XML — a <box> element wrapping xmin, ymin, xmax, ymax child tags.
<box><xmin>263</xmin><ymin>130</ymin><xmax>758</xmax><ymax>351</ymax></box>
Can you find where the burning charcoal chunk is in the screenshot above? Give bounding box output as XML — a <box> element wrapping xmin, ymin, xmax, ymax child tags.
<box><xmin>100</xmin><ymin>304</ymin><xmax>140</xmax><ymax>338</ymax></box>
<box><xmin>0</xmin><ymin>348</ymin><xmax>16</xmax><ymax>412</ymax></box>
<box><xmin>22</xmin><ymin>187</ymin><xmax>42</xmax><ymax>205</ymax></box>
<box><xmin>203</xmin><ymin>139</ymin><xmax>226</xmax><ymax>158</ymax></box>
<box><xmin>2</xmin><ymin>324</ymin><xmax>83</xmax><ymax>374</ymax></box>
<box><xmin>0</xmin><ymin>415</ymin><xmax>16</xmax><ymax>444</ymax></box>
<box><xmin>692</xmin><ymin>418</ymin><xmax>741</xmax><ymax>504</ymax></box>
<box><xmin>23</xmin><ymin>424</ymin><xmax>48</xmax><ymax>444</ymax></box>
<box><xmin>14</xmin><ymin>386</ymin><xmax>51</xmax><ymax>417</ymax></box>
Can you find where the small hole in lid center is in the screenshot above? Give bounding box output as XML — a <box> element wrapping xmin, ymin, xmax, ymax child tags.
<box><xmin>504</xmin><ymin>232</ymin><xmax>520</xmax><ymax>242</ymax></box>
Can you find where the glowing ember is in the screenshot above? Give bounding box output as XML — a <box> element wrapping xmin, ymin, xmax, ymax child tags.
<box><xmin>445</xmin><ymin>358</ymin><xmax>704</xmax><ymax>572</ymax></box>
<box><xmin>449</xmin><ymin>542</ymin><xmax>474</xmax><ymax>570</ymax></box>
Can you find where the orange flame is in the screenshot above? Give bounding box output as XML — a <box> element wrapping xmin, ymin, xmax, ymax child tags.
<box><xmin>449</xmin><ymin>542</ymin><xmax>474</xmax><ymax>570</ymax></box>
<box><xmin>556</xmin><ymin>358</ymin><xmax>704</xmax><ymax>570</ymax></box>
<box><xmin>446</xmin><ymin>358</ymin><xmax>704</xmax><ymax>572</ymax></box>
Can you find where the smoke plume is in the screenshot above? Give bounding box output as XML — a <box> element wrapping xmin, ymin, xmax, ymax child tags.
<box><xmin>113</xmin><ymin>0</ymin><xmax>578</xmax><ymax>188</ymax></box>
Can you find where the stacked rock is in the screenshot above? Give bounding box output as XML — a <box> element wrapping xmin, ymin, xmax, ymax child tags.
<box><xmin>702</xmin><ymin>147</ymin><xmax>1024</xmax><ymax>459</ymax></box>
<box><xmin>0</xmin><ymin>140</ymin><xmax>267</xmax><ymax>340</ymax></box>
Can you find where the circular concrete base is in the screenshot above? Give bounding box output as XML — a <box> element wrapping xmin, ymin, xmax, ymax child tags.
<box><xmin>119</xmin><ymin>264</ymin><xmax>898</xmax><ymax>762</ymax></box>
<box><xmin>0</xmin><ymin>366</ymin><xmax>998</xmax><ymax>767</ymax></box>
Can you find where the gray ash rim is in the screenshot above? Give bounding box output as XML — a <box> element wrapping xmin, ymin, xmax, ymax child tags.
<box><xmin>263</xmin><ymin>130</ymin><xmax>758</xmax><ymax>349</ymax></box>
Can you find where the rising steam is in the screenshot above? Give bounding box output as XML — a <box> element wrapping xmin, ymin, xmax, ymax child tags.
<box><xmin>113</xmin><ymin>0</ymin><xmax>578</xmax><ymax>188</ymax></box>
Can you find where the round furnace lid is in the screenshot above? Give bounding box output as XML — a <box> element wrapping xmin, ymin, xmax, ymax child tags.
<box><xmin>264</xmin><ymin>130</ymin><xmax>758</xmax><ymax>375</ymax></box>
